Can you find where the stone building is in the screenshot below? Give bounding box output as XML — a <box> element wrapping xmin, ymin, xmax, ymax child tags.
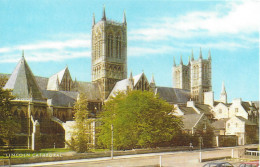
<box><xmin>173</xmin><ymin>48</ymin><xmax>212</xmax><ymax>103</ymax></box>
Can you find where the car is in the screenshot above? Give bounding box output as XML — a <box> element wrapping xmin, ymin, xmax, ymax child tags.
<box><xmin>203</xmin><ymin>162</ymin><xmax>234</xmax><ymax>167</ymax></box>
<box><xmin>239</xmin><ymin>160</ymin><xmax>259</xmax><ymax>167</ymax></box>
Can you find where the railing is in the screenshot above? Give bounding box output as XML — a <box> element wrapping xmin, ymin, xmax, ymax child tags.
<box><xmin>245</xmin><ymin>150</ymin><xmax>259</xmax><ymax>156</ymax></box>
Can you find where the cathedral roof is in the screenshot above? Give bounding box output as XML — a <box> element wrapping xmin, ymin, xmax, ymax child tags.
<box><xmin>75</xmin><ymin>81</ymin><xmax>101</xmax><ymax>101</ymax></box>
<box><xmin>3</xmin><ymin>56</ymin><xmax>44</xmax><ymax>100</ymax></box>
<box><xmin>35</xmin><ymin>76</ymin><xmax>49</xmax><ymax>90</ymax></box>
<box><xmin>108</xmin><ymin>72</ymin><xmax>147</xmax><ymax>98</ymax></box>
<box><xmin>42</xmin><ymin>90</ymin><xmax>78</xmax><ymax>107</ymax></box>
<box><xmin>155</xmin><ymin>87</ymin><xmax>190</xmax><ymax>104</ymax></box>
<box><xmin>47</xmin><ymin>66</ymin><xmax>69</xmax><ymax>91</ymax></box>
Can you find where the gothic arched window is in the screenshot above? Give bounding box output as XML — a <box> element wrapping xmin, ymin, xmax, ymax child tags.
<box><xmin>116</xmin><ymin>34</ymin><xmax>121</xmax><ymax>58</ymax></box>
<box><xmin>107</xmin><ymin>33</ymin><xmax>113</xmax><ymax>57</ymax></box>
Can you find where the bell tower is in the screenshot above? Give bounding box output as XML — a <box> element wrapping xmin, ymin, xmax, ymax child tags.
<box><xmin>91</xmin><ymin>7</ymin><xmax>127</xmax><ymax>100</ymax></box>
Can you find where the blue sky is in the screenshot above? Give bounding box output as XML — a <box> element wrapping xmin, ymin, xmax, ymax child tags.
<box><xmin>0</xmin><ymin>0</ymin><xmax>259</xmax><ymax>102</ymax></box>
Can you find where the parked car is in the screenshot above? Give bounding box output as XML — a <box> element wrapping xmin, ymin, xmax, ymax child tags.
<box><xmin>203</xmin><ymin>162</ymin><xmax>234</xmax><ymax>167</ymax></box>
<box><xmin>239</xmin><ymin>161</ymin><xmax>259</xmax><ymax>167</ymax></box>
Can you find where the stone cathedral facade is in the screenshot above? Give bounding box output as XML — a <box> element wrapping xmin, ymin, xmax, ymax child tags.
<box><xmin>173</xmin><ymin>48</ymin><xmax>212</xmax><ymax>103</ymax></box>
<box><xmin>91</xmin><ymin>8</ymin><xmax>127</xmax><ymax>99</ymax></box>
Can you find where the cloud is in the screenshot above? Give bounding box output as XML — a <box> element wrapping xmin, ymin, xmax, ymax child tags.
<box><xmin>128</xmin><ymin>45</ymin><xmax>176</xmax><ymax>56</ymax></box>
<box><xmin>129</xmin><ymin>0</ymin><xmax>259</xmax><ymax>50</ymax></box>
<box><xmin>15</xmin><ymin>39</ymin><xmax>90</xmax><ymax>51</ymax></box>
<box><xmin>0</xmin><ymin>33</ymin><xmax>91</xmax><ymax>63</ymax></box>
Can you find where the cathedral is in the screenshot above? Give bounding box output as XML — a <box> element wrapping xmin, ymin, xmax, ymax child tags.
<box><xmin>0</xmin><ymin>8</ymin><xmax>258</xmax><ymax>149</ymax></box>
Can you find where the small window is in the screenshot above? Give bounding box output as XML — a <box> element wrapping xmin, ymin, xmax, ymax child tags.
<box><xmin>219</xmin><ymin>109</ymin><xmax>222</xmax><ymax>114</ymax></box>
<box><xmin>235</xmin><ymin>108</ymin><xmax>238</xmax><ymax>113</ymax></box>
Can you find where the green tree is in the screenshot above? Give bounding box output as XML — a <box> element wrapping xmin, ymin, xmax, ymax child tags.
<box><xmin>71</xmin><ymin>93</ymin><xmax>92</xmax><ymax>152</ymax></box>
<box><xmin>195</xmin><ymin>120</ymin><xmax>215</xmax><ymax>148</ymax></box>
<box><xmin>0</xmin><ymin>88</ymin><xmax>20</xmax><ymax>146</ymax></box>
<box><xmin>97</xmin><ymin>90</ymin><xmax>182</xmax><ymax>150</ymax></box>
<box><xmin>0</xmin><ymin>75</ymin><xmax>8</xmax><ymax>88</ymax></box>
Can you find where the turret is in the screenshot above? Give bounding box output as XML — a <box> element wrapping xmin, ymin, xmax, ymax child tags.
<box><xmin>123</xmin><ymin>10</ymin><xmax>126</xmax><ymax>25</ymax></box>
<box><xmin>180</xmin><ymin>54</ymin><xmax>183</xmax><ymax>65</ymax></box>
<box><xmin>92</xmin><ymin>13</ymin><xmax>95</xmax><ymax>26</ymax></box>
<box><xmin>150</xmin><ymin>74</ymin><xmax>156</xmax><ymax>90</ymax></box>
<box><xmin>220</xmin><ymin>82</ymin><xmax>227</xmax><ymax>104</ymax></box>
<box><xmin>208</xmin><ymin>49</ymin><xmax>211</xmax><ymax>60</ymax></box>
<box><xmin>199</xmin><ymin>47</ymin><xmax>202</xmax><ymax>59</ymax></box>
<box><xmin>128</xmin><ymin>71</ymin><xmax>134</xmax><ymax>90</ymax></box>
<box><xmin>191</xmin><ymin>49</ymin><xmax>194</xmax><ymax>61</ymax></box>
<box><xmin>173</xmin><ymin>56</ymin><xmax>176</xmax><ymax>67</ymax></box>
<box><xmin>22</xmin><ymin>50</ymin><xmax>25</xmax><ymax>58</ymax></box>
<box><xmin>102</xmin><ymin>5</ymin><xmax>106</xmax><ymax>21</ymax></box>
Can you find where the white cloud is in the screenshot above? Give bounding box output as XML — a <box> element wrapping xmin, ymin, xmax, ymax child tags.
<box><xmin>0</xmin><ymin>47</ymin><xmax>12</xmax><ymax>53</ymax></box>
<box><xmin>16</xmin><ymin>39</ymin><xmax>90</xmax><ymax>51</ymax></box>
<box><xmin>129</xmin><ymin>0</ymin><xmax>259</xmax><ymax>47</ymax></box>
<box><xmin>0</xmin><ymin>33</ymin><xmax>91</xmax><ymax>63</ymax></box>
<box><xmin>128</xmin><ymin>45</ymin><xmax>179</xmax><ymax>56</ymax></box>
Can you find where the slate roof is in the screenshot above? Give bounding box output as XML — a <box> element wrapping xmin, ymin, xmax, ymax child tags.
<box><xmin>212</xmin><ymin>119</ymin><xmax>229</xmax><ymax>130</ymax></box>
<box><xmin>133</xmin><ymin>73</ymin><xmax>143</xmax><ymax>86</ymax></box>
<box><xmin>214</xmin><ymin>102</ymin><xmax>232</xmax><ymax>107</ymax></box>
<box><xmin>182</xmin><ymin>114</ymin><xmax>204</xmax><ymax>130</ymax></box>
<box><xmin>35</xmin><ymin>76</ymin><xmax>49</xmax><ymax>90</ymax></box>
<box><xmin>108</xmin><ymin>73</ymin><xmax>145</xmax><ymax>98</ymax></box>
<box><xmin>75</xmin><ymin>81</ymin><xmax>101</xmax><ymax>101</ymax></box>
<box><xmin>155</xmin><ymin>87</ymin><xmax>190</xmax><ymax>104</ymax></box>
<box><xmin>179</xmin><ymin>106</ymin><xmax>197</xmax><ymax>115</ymax></box>
<box><xmin>236</xmin><ymin>116</ymin><xmax>257</xmax><ymax>126</ymax></box>
<box><xmin>47</xmin><ymin>66</ymin><xmax>69</xmax><ymax>90</ymax></box>
<box><xmin>241</xmin><ymin>102</ymin><xmax>257</xmax><ymax>112</ymax></box>
<box><xmin>3</xmin><ymin>57</ymin><xmax>44</xmax><ymax>100</ymax></box>
<box><xmin>109</xmin><ymin>78</ymin><xmax>131</xmax><ymax>97</ymax></box>
<box><xmin>42</xmin><ymin>90</ymin><xmax>78</xmax><ymax>107</ymax></box>
<box><xmin>195</xmin><ymin>104</ymin><xmax>212</xmax><ymax>115</ymax></box>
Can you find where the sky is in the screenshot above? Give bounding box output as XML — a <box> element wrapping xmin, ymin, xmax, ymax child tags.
<box><xmin>0</xmin><ymin>0</ymin><xmax>259</xmax><ymax>102</ymax></box>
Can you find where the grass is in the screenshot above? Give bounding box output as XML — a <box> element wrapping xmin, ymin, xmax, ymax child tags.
<box><xmin>90</xmin><ymin>149</ymin><xmax>110</xmax><ymax>152</ymax></box>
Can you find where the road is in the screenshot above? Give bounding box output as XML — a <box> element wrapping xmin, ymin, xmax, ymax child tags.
<box><xmin>15</xmin><ymin>145</ymin><xmax>257</xmax><ymax>167</ymax></box>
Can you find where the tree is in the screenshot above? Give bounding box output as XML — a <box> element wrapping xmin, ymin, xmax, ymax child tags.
<box><xmin>0</xmin><ymin>75</ymin><xmax>8</xmax><ymax>88</ymax></box>
<box><xmin>97</xmin><ymin>90</ymin><xmax>182</xmax><ymax>150</ymax></box>
<box><xmin>71</xmin><ymin>93</ymin><xmax>92</xmax><ymax>152</ymax></box>
<box><xmin>0</xmin><ymin>88</ymin><xmax>20</xmax><ymax>146</ymax></box>
<box><xmin>194</xmin><ymin>119</ymin><xmax>215</xmax><ymax>148</ymax></box>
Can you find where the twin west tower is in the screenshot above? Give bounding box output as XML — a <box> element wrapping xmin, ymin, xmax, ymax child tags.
<box><xmin>91</xmin><ymin>8</ymin><xmax>127</xmax><ymax>99</ymax></box>
<box><xmin>173</xmin><ymin>49</ymin><xmax>212</xmax><ymax>103</ymax></box>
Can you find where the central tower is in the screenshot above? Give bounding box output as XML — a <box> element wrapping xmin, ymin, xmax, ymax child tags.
<box><xmin>91</xmin><ymin>7</ymin><xmax>127</xmax><ymax>100</ymax></box>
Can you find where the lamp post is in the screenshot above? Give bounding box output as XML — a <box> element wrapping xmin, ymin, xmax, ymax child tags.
<box><xmin>111</xmin><ymin>124</ymin><xmax>114</xmax><ymax>159</ymax></box>
<box><xmin>199</xmin><ymin>136</ymin><xmax>203</xmax><ymax>162</ymax></box>
<box><xmin>199</xmin><ymin>116</ymin><xmax>207</xmax><ymax>163</ymax></box>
